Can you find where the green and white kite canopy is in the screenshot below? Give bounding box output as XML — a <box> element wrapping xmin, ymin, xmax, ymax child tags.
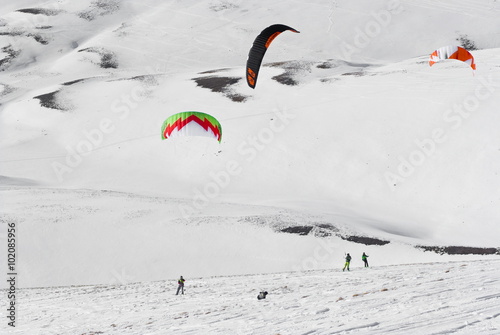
<box><xmin>161</xmin><ymin>111</ymin><xmax>222</xmax><ymax>143</ymax></box>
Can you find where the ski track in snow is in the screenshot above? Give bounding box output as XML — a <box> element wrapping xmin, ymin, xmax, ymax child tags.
<box><xmin>4</xmin><ymin>260</ymin><xmax>500</xmax><ymax>335</ymax></box>
<box><xmin>405</xmin><ymin>0</ymin><xmax>499</xmax><ymax>17</ymax></box>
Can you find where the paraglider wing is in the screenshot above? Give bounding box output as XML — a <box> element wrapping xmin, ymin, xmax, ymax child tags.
<box><xmin>246</xmin><ymin>24</ymin><xmax>300</xmax><ymax>89</ymax></box>
<box><xmin>161</xmin><ymin>111</ymin><xmax>222</xmax><ymax>143</ymax></box>
<box><xmin>429</xmin><ymin>45</ymin><xmax>476</xmax><ymax>70</ymax></box>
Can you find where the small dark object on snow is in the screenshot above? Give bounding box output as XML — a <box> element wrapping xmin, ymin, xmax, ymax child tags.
<box><xmin>257</xmin><ymin>291</ymin><xmax>268</xmax><ymax>300</ymax></box>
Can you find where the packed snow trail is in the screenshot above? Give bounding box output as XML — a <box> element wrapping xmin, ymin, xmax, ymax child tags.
<box><xmin>5</xmin><ymin>260</ymin><xmax>499</xmax><ymax>334</ymax></box>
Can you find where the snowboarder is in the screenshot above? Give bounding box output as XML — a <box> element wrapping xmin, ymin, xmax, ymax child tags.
<box><xmin>343</xmin><ymin>253</ymin><xmax>352</xmax><ymax>271</ymax></box>
<box><xmin>257</xmin><ymin>291</ymin><xmax>268</xmax><ymax>300</ymax></box>
<box><xmin>362</xmin><ymin>252</ymin><xmax>369</xmax><ymax>267</ymax></box>
<box><xmin>176</xmin><ymin>276</ymin><xmax>185</xmax><ymax>295</ymax></box>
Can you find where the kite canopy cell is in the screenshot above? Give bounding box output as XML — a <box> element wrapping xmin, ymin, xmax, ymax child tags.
<box><xmin>161</xmin><ymin>111</ymin><xmax>222</xmax><ymax>143</ymax></box>
<box><xmin>429</xmin><ymin>45</ymin><xmax>476</xmax><ymax>71</ymax></box>
<box><xmin>246</xmin><ymin>24</ymin><xmax>300</xmax><ymax>89</ymax></box>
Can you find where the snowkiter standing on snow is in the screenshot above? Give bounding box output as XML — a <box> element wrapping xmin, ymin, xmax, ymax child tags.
<box><xmin>343</xmin><ymin>253</ymin><xmax>352</xmax><ymax>271</ymax></box>
<box><xmin>362</xmin><ymin>252</ymin><xmax>369</xmax><ymax>267</ymax></box>
<box><xmin>176</xmin><ymin>276</ymin><xmax>185</xmax><ymax>295</ymax></box>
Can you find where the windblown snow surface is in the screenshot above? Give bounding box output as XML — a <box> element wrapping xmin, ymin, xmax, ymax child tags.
<box><xmin>1</xmin><ymin>0</ymin><xmax>500</xmax><ymax>334</ymax></box>
<box><xmin>8</xmin><ymin>260</ymin><xmax>500</xmax><ymax>335</ymax></box>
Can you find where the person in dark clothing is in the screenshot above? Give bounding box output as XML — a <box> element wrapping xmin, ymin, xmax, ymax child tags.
<box><xmin>343</xmin><ymin>253</ymin><xmax>352</xmax><ymax>271</ymax></box>
<box><xmin>362</xmin><ymin>252</ymin><xmax>369</xmax><ymax>267</ymax></box>
<box><xmin>176</xmin><ymin>276</ymin><xmax>185</xmax><ymax>295</ymax></box>
<box><xmin>257</xmin><ymin>291</ymin><xmax>268</xmax><ymax>300</ymax></box>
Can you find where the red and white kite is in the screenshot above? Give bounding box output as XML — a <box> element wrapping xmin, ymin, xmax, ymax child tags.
<box><xmin>429</xmin><ymin>45</ymin><xmax>476</xmax><ymax>71</ymax></box>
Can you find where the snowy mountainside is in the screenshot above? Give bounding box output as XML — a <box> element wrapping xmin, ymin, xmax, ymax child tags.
<box><xmin>8</xmin><ymin>260</ymin><xmax>500</xmax><ymax>335</ymax></box>
<box><xmin>1</xmin><ymin>0</ymin><xmax>500</xmax><ymax>289</ymax></box>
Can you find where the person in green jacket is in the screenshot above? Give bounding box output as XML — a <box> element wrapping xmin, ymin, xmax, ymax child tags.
<box><xmin>362</xmin><ymin>252</ymin><xmax>369</xmax><ymax>267</ymax></box>
<box><xmin>176</xmin><ymin>276</ymin><xmax>185</xmax><ymax>295</ymax></box>
<box><xmin>343</xmin><ymin>253</ymin><xmax>352</xmax><ymax>271</ymax></box>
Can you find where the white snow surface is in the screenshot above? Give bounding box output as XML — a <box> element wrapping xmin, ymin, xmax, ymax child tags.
<box><xmin>7</xmin><ymin>260</ymin><xmax>500</xmax><ymax>335</ymax></box>
<box><xmin>1</xmin><ymin>0</ymin><xmax>500</xmax><ymax>333</ymax></box>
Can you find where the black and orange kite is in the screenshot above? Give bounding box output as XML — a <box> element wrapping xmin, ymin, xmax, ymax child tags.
<box><xmin>246</xmin><ymin>24</ymin><xmax>300</xmax><ymax>89</ymax></box>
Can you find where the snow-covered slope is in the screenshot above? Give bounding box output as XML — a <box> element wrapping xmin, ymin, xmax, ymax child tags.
<box><xmin>1</xmin><ymin>0</ymin><xmax>500</xmax><ymax>291</ymax></box>
<box><xmin>11</xmin><ymin>260</ymin><xmax>500</xmax><ymax>334</ymax></box>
